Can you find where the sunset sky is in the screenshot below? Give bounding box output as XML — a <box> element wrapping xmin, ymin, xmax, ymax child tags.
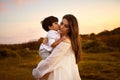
<box><xmin>0</xmin><ymin>0</ymin><xmax>120</xmax><ymax>44</ymax></box>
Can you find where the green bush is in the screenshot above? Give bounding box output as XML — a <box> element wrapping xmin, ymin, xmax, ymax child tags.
<box><xmin>0</xmin><ymin>48</ymin><xmax>19</xmax><ymax>58</ymax></box>
<box><xmin>82</xmin><ymin>39</ymin><xmax>115</xmax><ymax>53</ymax></box>
<box><xmin>17</xmin><ymin>48</ymin><xmax>38</xmax><ymax>57</ymax></box>
<box><xmin>0</xmin><ymin>47</ymin><xmax>38</xmax><ymax>58</ymax></box>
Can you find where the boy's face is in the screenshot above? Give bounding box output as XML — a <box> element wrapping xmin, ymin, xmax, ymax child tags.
<box><xmin>49</xmin><ymin>22</ymin><xmax>60</xmax><ymax>31</ymax></box>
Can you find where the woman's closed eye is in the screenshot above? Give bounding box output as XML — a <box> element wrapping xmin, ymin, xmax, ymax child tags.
<box><xmin>60</xmin><ymin>22</ymin><xmax>69</xmax><ymax>28</ymax></box>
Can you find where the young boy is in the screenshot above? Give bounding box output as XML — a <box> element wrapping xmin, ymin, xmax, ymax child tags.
<box><xmin>39</xmin><ymin>16</ymin><xmax>64</xmax><ymax>60</ymax></box>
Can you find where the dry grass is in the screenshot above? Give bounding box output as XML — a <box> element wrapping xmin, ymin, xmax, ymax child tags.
<box><xmin>78</xmin><ymin>52</ymin><xmax>120</xmax><ymax>80</ymax></box>
<box><xmin>0</xmin><ymin>51</ymin><xmax>119</xmax><ymax>80</ymax></box>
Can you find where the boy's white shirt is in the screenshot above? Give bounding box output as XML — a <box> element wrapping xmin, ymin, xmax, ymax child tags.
<box><xmin>40</xmin><ymin>30</ymin><xmax>60</xmax><ymax>51</ymax></box>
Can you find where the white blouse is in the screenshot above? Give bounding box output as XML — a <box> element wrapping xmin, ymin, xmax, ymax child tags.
<box><xmin>40</xmin><ymin>30</ymin><xmax>60</xmax><ymax>51</ymax></box>
<box><xmin>33</xmin><ymin>42</ymin><xmax>81</xmax><ymax>80</ymax></box>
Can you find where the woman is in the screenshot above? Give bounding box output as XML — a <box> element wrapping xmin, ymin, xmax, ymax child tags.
<box><xmin>32</xmin><ymin>14</ymin><xmax>82</xmax><ymax>80</ymax></box>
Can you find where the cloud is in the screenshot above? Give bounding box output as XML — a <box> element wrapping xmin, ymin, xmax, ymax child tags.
<box><xmin>12</xmin><ymin>0</ymin><xmax>37</xmax><ymax>7</ymax></box>
<box><xmin>0</xmin><ymin>0</ymin><xmax>38</xmax><ymax>13</ymax></box>
<box><xmin>0</xmin><ymin>2</ymin><xmax>8</xmax><ymax>13</ymax></box>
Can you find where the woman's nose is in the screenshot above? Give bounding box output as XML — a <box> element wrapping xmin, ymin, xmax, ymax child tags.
<box><xmin>60</xmin><ymin>25</ymin><xmax>64</xmax><ymax>29</ymax></box>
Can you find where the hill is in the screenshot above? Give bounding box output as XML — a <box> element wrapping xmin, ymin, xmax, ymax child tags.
<box><xmin>97</xmin><ymin>27</ymin><xmax>120</xmax><ymax>35</ymax></box>
<box><xmin>0</xmin><ymin>27</ymin><xmax>120</xmax><ymax>53</ymax></box>
<box><xmin>81</xmin><ymin>27</ymin><xmax>120</xmax><ymax>52</ymax></box>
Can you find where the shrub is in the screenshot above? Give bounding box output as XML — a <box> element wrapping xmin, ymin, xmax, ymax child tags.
<box><xmin>0</xmin><ymin>48</ymin><xmax>19</xmax><ymax>58</ymax></box>
<box><xmin>82</xmin><ymin>39</ymin><xmax>115</xmax><ymax>53</ymax></box>
<box><xmin>17</xmin><ymin>48</ymin><xmax>38</xmax><ymax>57</ymax></box>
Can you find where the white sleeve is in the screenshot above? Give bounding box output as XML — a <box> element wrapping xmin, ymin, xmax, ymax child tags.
<box><xmin>47</xmin><ymin>31</ymin><xmax>58</xmax><ymax>46</ymax></box>
<box><xmin>32</xmin><ymin>42</ymin><xmax>71</xmax><ymax>78</ymax></box>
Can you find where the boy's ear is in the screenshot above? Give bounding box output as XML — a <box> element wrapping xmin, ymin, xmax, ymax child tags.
<box><xmin>48</xmin><ymin>26</ymin><xmax>52</xmax><ymax>29</ymax></box>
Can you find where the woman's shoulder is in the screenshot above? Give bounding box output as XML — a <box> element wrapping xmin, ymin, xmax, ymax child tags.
<box><xmin>62</xmin><ymin>38</ymin><xmax>71</xmax><ymax>44</ymax></box>
<box><xmin>55</xmin><ymin>39</ymin><xmax>71</xmax><ymax>49</ymax></box>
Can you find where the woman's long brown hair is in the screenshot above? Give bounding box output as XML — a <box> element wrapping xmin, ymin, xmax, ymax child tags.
<box><xmin>63</xmin><ymin>14</ymin><xmax>82</xmax><ymax>64</ymax></box>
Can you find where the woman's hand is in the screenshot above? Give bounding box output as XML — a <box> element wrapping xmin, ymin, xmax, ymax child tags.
<box><xmin>40</xmin><ymin>72</ymin><xmax>50</xmax><ymax>80</ymax></box>
<box><xmin>61</xmin><ymin>36</ymin><xmax>66</xmax><ymax>41</ymax></box>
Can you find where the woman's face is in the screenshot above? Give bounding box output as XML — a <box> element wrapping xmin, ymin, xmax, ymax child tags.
<box><xmin>60</xmin><ymin>18</ymin><xmax>69</xmax><ymax>35</ymax></box>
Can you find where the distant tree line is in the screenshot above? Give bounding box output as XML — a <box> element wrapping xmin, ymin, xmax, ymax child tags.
<box><xmin>0</xmin><ymin>27</ymin><xmax>120</xmax><ymax>53</ymax></box>
<box><xmin>0</xmin><ymin>37</ymin><xmax>44</xmax><ymax>50</ymax></box>
<box><xmin>81</xmin><ymin>27</ymin><xmax>120</xmax><ymax>52</ymax></box>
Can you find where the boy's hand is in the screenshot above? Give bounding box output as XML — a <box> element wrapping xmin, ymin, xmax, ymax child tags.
<box><xmin>43</xmin><ymin>38</ymin><xmax>48</xmax><ymax>45</ymax></box>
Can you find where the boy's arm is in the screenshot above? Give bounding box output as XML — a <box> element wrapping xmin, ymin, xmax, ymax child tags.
<box><xmin>43</xmin><ymin>37</ymin><xmax>65</xmax><ymax>48</ymax></box>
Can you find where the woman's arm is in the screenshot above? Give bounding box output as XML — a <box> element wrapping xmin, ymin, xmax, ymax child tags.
<box><xmin>32</xmin><ymin>42</ymin><xmax>71</xmax><ymax>79</ymax></box>
<box><xmin>51</xmin><ymin>37</ymin><xmax>65</xmax><ymax>48</ymax></box>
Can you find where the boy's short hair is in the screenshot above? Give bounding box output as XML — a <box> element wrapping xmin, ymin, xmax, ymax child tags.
<box><xmin>41</xmin><ymin>16</ymin><xmax>58</xmax><ymax>31</ymax></box>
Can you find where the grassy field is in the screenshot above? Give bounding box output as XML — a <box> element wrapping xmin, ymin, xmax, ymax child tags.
<box><xmin>79</xmin><ymin>52</ymin><xmax>120</xmax><ymax>80</ymax></box>
<box><xmin>0</xmin><ymin>51</ymin><xmax>120</xmax><ymax>80</ymax></box>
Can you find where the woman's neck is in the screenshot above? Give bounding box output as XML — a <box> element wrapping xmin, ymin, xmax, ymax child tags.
<box><xmin>61</xmin><ymin>34</ymin><xmax>68</xmax><ymax>37</ymax></box>
<box><xmin>61</xmin><ymin>35</ymin><xmax>71</xmax><ymax>43</ymax></box>
<box><xmin>61</xmin><ymin>34</ymin><xmax>70</xmax><ymax>40</ymax></box>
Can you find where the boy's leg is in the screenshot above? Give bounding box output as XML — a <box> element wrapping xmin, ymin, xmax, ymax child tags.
<box><xmin>39</xmin><ymin>49</ymin><xmax>50</xmax><ymax>59</ymax></box>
